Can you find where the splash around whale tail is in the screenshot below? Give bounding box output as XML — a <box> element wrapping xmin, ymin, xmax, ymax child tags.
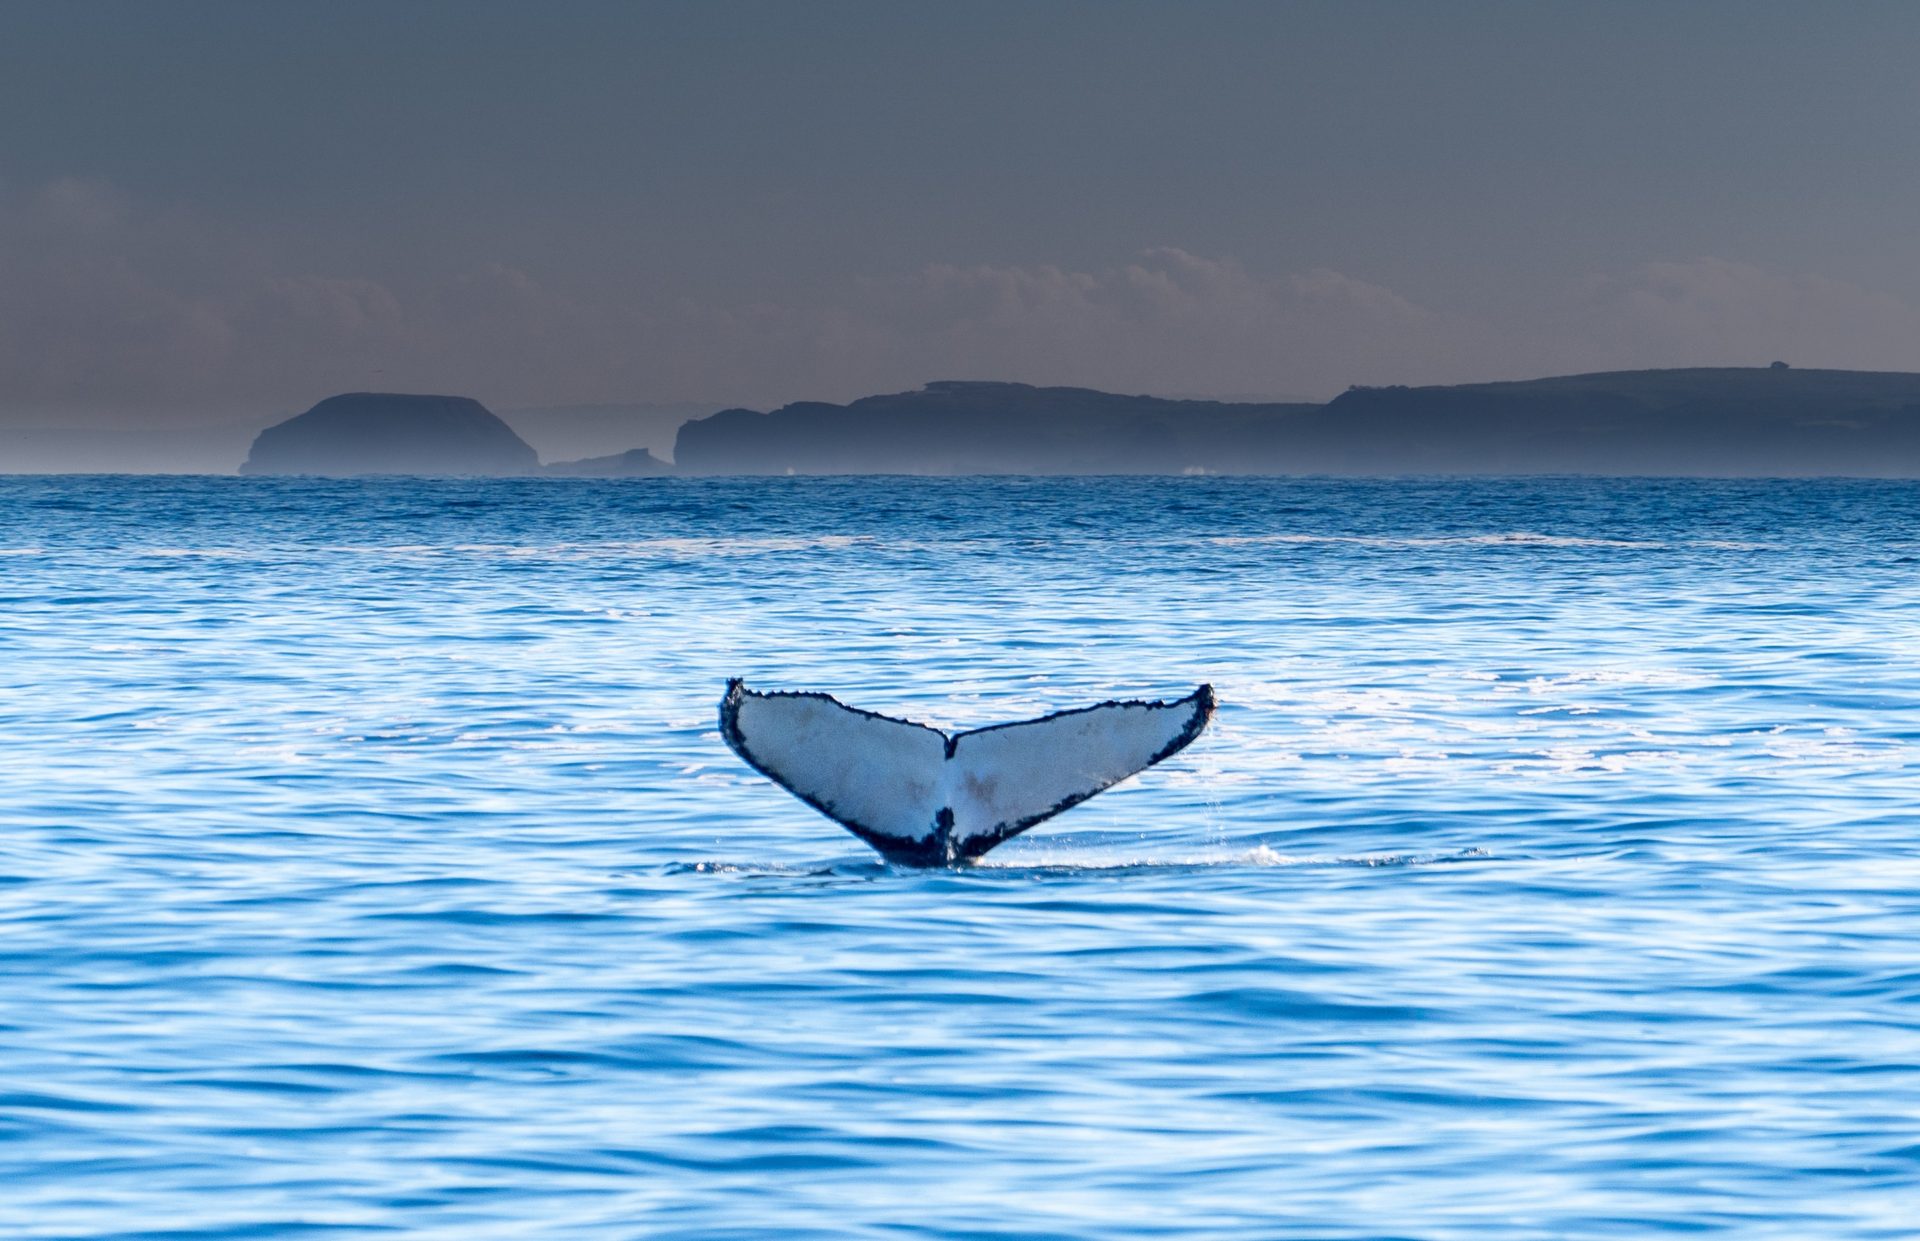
<box><xmin>718</xmin><ymin>680</ymin><xmax>1215</xmax><ymax>865</ymax></box>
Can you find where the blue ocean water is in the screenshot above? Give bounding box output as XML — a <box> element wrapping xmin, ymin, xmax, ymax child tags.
<box><xmin>3</xmin><ymin>475</ymin><xmax>1919</xmax><ymax>1239</ymax></box>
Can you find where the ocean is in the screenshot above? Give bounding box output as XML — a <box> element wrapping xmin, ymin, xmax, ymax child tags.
<box><xmin>3</xmin><ymin>475</ymin><xmax>1918</xmax><ymax>1238</ymax></box>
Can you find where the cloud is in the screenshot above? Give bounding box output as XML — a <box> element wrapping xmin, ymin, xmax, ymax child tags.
<box><xmin>1557</xmin><ymin>257</ymin><xmax>1920</xmax><ymax>373</ymax></box>
<box><xmin>823</xmin><ymin>248</ymin><xmax>1489</xmax><ymax>402</ymax></box>
<box><xmin>28</xmin><ymin>176</ymin><xmax>132</xmax><ymax>234</ymax></box>
<box><xmin>0</xmin><ymin>191</ymin><xmax>1505</xmax><ymax>421</ymax></box>
<box><xmin>0</xmin><ymin>181</ymin><xmax>237</xmax><ymax>414</ymax></box>
<box><xmin>0</xmin><ymin>183</ymin><xmax>640</xmax><ymax>424</ymax></box>
<box><xmin>4</xmin><ymin>177</ymin><xmax>1920</xmax><ymax>428</ymax></box>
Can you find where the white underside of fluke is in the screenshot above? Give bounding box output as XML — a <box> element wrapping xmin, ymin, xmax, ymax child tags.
<box><xmin>719</xmin><ymin>681</ymin><xmax>1214</xmax><ymax>865</ymax></box>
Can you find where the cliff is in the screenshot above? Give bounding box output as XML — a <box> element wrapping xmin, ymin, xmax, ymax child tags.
<box><xmin>674</xmin><ymin>381</ymin><xmax>1318</xmax><ymax>475</ymax></box>
<box><xmin>1308</xmin><ymin>368</ymin><xmax>1920</xmax><ymax>474</ymax></box>
<box><xmin>241</xmin><ymin>393</ymin><xmax>540</xmax><ymax>476</ymax></box>
<box><xmin>672</xmin><ymin>369</ymin><xmax>1920</xmax><ymax>476</ymax></box>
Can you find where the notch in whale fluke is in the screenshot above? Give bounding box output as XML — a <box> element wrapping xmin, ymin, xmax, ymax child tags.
<box><xmin>718</xmin><ymin>680</ymin><xmax>1215</xmax><ymax>866</ymax></box>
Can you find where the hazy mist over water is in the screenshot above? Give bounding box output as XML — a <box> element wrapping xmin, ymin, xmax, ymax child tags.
<box><xmin>4</xmin><ymin>476</ymin><xmax>1919</xmax><ymax>1237</ymax></box>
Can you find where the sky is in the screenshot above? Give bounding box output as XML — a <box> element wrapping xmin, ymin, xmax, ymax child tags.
<box><xmin>3</xmin><ymin>0</ymin><xmax>1919</xmax><ymax>432</ymax></box>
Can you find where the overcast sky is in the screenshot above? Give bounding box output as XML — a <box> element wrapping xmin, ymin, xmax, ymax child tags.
<box><xmin>3</xmin><ymin>0</ymin><xmax>1918</xmax><ymax>428</ymax></box>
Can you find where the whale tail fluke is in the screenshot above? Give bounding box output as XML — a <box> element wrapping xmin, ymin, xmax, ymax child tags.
<box><xmin>719</xmin><ymin>681</ymin><xmax>1215</xmax><ymax>865</ymax></box>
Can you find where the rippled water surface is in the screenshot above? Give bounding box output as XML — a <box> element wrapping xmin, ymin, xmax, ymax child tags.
<box><xmin>4</xmin><ymin>475</ymin><xmax>1920</xmax><ymax>1238</ymax></box>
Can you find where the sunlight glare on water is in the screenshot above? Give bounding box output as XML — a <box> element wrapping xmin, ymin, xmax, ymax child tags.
<box><xmin>2</xmin><ymin>475</ymin><xmax>1919</xmax><ymax>1238</ymax></box>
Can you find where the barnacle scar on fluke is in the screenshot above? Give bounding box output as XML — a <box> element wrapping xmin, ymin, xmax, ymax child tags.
<box><xmin>718</xmin><ymin>680</ymin><xmax>1216</xmax><ymax>865</ymax></box>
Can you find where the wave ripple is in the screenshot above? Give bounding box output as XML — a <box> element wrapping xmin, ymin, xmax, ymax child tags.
<box><xmin>3</xmin><ymin>476</ymin><xmax>1919</xmax><ymax>1238</ymax></box>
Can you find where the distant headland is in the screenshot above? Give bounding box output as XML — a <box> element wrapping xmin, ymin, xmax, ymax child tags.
<box><xmin>237</xmin><ymin>367</ymin><xmax>1920</xmax><ymax>478</ymax></box>
<box><xmin>239</xmin><ymin>393</ymin><xmax>669</xmax><ymax>477</ymax></box>
<box><xmin>674</xmin><ymin>367</ymin><xmax>1920</xmax><ymax>477</ymax></box>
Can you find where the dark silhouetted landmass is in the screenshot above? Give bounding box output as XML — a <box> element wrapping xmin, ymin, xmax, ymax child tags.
<box><xmin>675</xmin><ymin>381</ymin><xmax>1321</xmax><ymax>474</ymax></box>
<box><xmin>1306</xmin><ymin>368</ymin><xmax>1920</xmax><ymax>474</ymax></box>
<box><xmin>543</xmin><ymin>447</ymin><xmax>672</xmax><ymax>477</ymax></box>
<box><xmin>241</xmin><ymin>393</ymin><xmax>540</xmax><ymax>476</ymax></box>
<box><xmin>674</xmin><ymin>368</ymin><xmax>1920</xmax><ymax>476</ymax></box>
<box><xmin>500</xmin><ymin>402</ymin><xmax>717</xmax><ymax>464</ymax></box>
